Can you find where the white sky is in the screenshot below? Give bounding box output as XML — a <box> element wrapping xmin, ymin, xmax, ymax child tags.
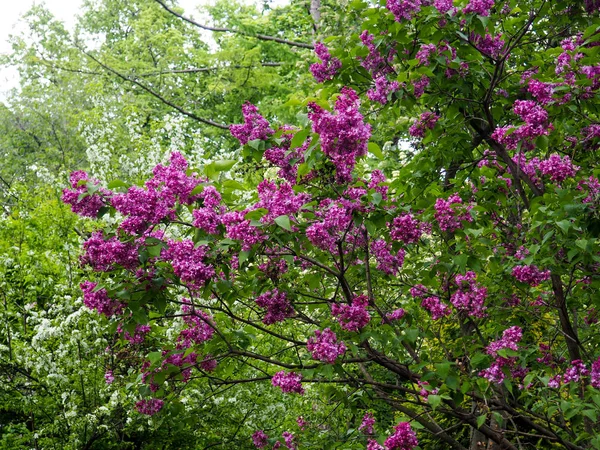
<box><xmin>0</xmin><ymin>0</ymin><xmax>285</xmax><ymax>96</ymax></box>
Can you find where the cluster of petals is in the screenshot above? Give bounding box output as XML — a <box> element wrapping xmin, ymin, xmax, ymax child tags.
<box><xmin>578</xmin><ymin>176</ymin><xmax>600</xmax><ymax>204</ymax></box>
<box><xmin>177</xmin><ymin>300</ymin><xmax>215</xmax><ymax>348</ymax></box>
<box><xmin>471</xmin><ymin>33</ymin><xmax>506</xmax><ymax>60</ymax></box>
<box><xmin>386</xmin><ymin>308</ymin><xmax>406</xmax><ymax>321</ymax></box>
<box><xmin>310</xmin><ymin>42</ymin><xmax>342</xmax><ymax>83</ymax></box>
<box><xmin>122</xmin><ymin>324</ymin><xmax>151</xmax><ymax>344</ymax></box>
<box><xmin>221</xmin><ymin>210</ymin><xmax>265</xmax><ymax>250</ymax></box>
<box><xmin>462</xmin><ymin>0</ymin><xmax>495</xmax><ymax>16</ymax></box>
<box><xmin>367</xmin><ymin>440</ymin><xmax>385</xmax><ymax>450</ymax></box>
<box><xmin>512</xmin><ymin>264</ymin><xmax>550</xmax><ymax>287</ymax></box>
<box><xmin>359</xmin><ymin>31</ymin><xmax>395</xmax><ymax>77</ymax></box>
<box><xmin>480</xmin><ymin>326</ymin><xmax>522</xmax><ymax>384</ymax></box>
<box><xmin>271</xmin><ymin>371</ymin><xmax>304</xmax><ymax>395</ymax></box>
<box><xmin>252</xmin><ymin>430</ymin><xmax>269</xmax><ymax>448</ymax></box>
<box><xmin>255</xmin><ymin>289</ymin><xmax>294</xmax><ymax>325</ymax></box>
<box><xmin>359</xmin><ymin>412</ymin><xmax>376</xmax><ymax>435</ymax></box>
<box><xmin>332</xmin><ymin>295</ymin><xmax>371</xmax><ymax>331</ymax></box>
<box><xmin>386</xmin><ymin>0</ymin><xmax>421</xmax><ymax>21</ymax></box>
<box><xmin>421</xmin><ymin>296</ymin><xmax>452</xmax><ymax>320</ymax></box>
<box><xmin>264</xmin><ymin>128</ymin><xmax>310</xmax><ymax>183</ymax></box>
<box><xmin>135</xmin><ymin>398</ymin><xmax>164</xmax><ymax>416</ymax></box>
<box><xmin>409</xmin><ymin>111</ymin><xmax>439</xmax><ymax>138</ymax></box>
<box><xmin>434</xmin><ymin>193</ymin><xmax>473</xmax><ymax>232</ymax></box>
<box><xmin>537</xmin><ymin>154</ymin><xmax>579</xmax><ymax>183</ymax></box>
<box><xmin>384</xmin><ymin>422</ymin><xmax>419</xmax><ymax>450</ymax></box>
<box><xmin>104</xmin><ymin>370</ymin><xmax>114</xmax><ymax>384</ymax></box>
<box><xmin>255</xmin><ymin>180</ymin><xmax>311</xmax><ymax>223</ymax></box>
<box><xmin>147</xmin><ymin>152</ymin><xmax>204</xmax><ymax>206</ymax></box>
<box><xmin>492</xmin><ymin>100</ymin><xmax>551</xmax><ymax>150</ymax></box>
<box><xmin>307</xmin><ymin>328</ymin><xmax>346</xmax><ymax>363</ymax></box>
<box><xmin>592</xmin><ymin>356</ymin><xmax>600</xmax><ymax>389</ymax></box>
<box><xmin>390</xmin><ymin>213</ymin><xmax>423</xmax><ymax>244</ymax></box>
<box><xmin>230</xmin><ymin>102</ymin><xmax>274</xmax><ymax>145</ymax></box>
<box><xmin>80</xmin><ymin>281</ymin><xmax>123</xmax><ymax>317</ymax></box>
<box><xmin>367</xmin><ymin>75</ymin><xmax>401</xmax><ymax>105</ymax></box>
<box><xmin>549</xmin><ymin>360</ymin><xmax>591</xmax><ymax>388</ymax></box>
<box><xmin>305</xmin><ymin>199</ymin><xmax>354</xmax><ymax>253</ymax></box>
<box><xmin>371</xmin><ymin>239</ymin><xmax>405</xmax><ymax>276</ymax></box>
<box><xmin>450</xmin><ymin>271</ymin><xmax>487</xmax><ymax>318</ymax></box>
<box><xmin>308</xmin><ymin>87</ymin><xmax>371</xmax><ymax>183</ymax></box>
<box><xmin>192</xmin><ymin>186</ymin><xmax>223</xmax><ymax>235</ymax></box>
<box><xmin>413</xmin><ymin>75</ymin><xmax>430</xmax><ymax>98</ymax></box>
<box><xmin>434</xmin><ymin>0</ymin><xmax>454</xmax><ymax>14</ymax></box>
<box><xmin>163</xmin><ymin>240</ymin><xmax>214</xmax><ymax>288</ymax></box>
<box><xmin>81</xmin><ymin>231</ymin><xmax>138</xmax><ymax>272</ymax></box>
<box><xmin>62</xmin><ymin>171</ymin><xmax>110</xmax><ymax>218</ymax></box>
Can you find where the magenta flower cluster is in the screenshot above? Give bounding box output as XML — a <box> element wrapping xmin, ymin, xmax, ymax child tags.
<box><xmin>359</xmin><ymin>31</ymin><xmax>400</xmax><ymax>104</ymax></box>
<box><xmin>135</xmin><ymin>398</ymin><xmax>164</xmax><ymax>416</ymax></box>
<box><xmin>471</xmin><ymin>33</ymin><xmax>506</xmax><ymax>60</ymax></box>
<box><xmin>255</xmin><ymin>289</ymin><xmax>294</xmax><ymax>325</ymax></box>
<box><xmin>177</xmin><ymin>300</ymin><xmax>215</xmax><ymax>348</ymax></box>
<box><xmin>371</xmin><ymin>239</ymin><xmax>405</xmax><ymax>276</ymax></box>
<box><xmin>538</xmin><ymin>154</ymin><xmax>579</xmax><ymax>183</ymax></box>
<box><xmin>512</xmin><ymin>264</ymin><xmax>550</xmax><ymax>287</ymax></box>
<box><xmin>230</xmin><ymin>102</ymin><xmax>274</xmax><ymax>145</ymax></box>
<box><xmin>310</xmin><ymin>42</ymin><xmax>342</xmax><ymax>83</ymax></box>
<box><xmin>450</xmin><ymin>271</ymin><xmax>487</xmax><ymax>318</ymax></box>
<box><xmin>480</xmin><ymin>326</ymin><xmax>523</xmax><ymax>384</ymax></box>
<box><xmin>271</xmin><ymin>371</ymin><xmax>304</xmax><ymax>395</ymax></box>
<box><xmin>307</xmin><ymin>328</ymin><xmax>346</xmax><ymax>363</ymax></box>
<box><xmin>163</xmin><ymin>240</ymin><xmax>215</xmax><ymax>289</ymax></box>
<box><xmin>549</xmin><ymin>360</ymin><xmax>590</xmax><ymax>388</ymax></box>
<box><xmin>252</xmin><ymin>430</ymin><xmax>269</xmax><ymax>448</ymax></box>
<box><xmin>80</xmin><ymin>281</ymin><xmax>123</xmax><ymax>317</ymax></box>
<box><xmin>62</xmin><ymin>171</ymin><xmax>110</xmax><ymax>218</ymax></box>
<box><xmin>463</xmin><ymin>0</ymin><xmax>495</xmax><ymax>16</ymax></box>
<box><xmin>386</xmin><ymin>0</ymin><xmax>421</xmax><ymax>21</ymax></box>
<box><xmin>390</xmin><ymin>213</ymin><xmax>423</xmax><ymax>244</ymax></box>
<box><xmin>409</xmin><ymin>111</ymin><xmax>439</xmax><ymax>138</ymax></box>
<box><xmin>434</xmin><ymin>193</ymin><xmax>473</xmax><ymax>232</ymax></box>
<box><xmin>421</xmin><ymin>295</ymin><xmax>452</xmax><ymax>320</ymax></box>
<box><xmin>81</xmin><ymin>231</ymin><xmax>139</xmax><ymax>272</ymax></box>
<box><xmin>367</xmin><ymin>75</ymin><xmax>401</xmax><ymax>105</ymax></box>
<box><xmin>384</xmin><ymin>422</ymin><xmax>419</xmax><ymax>450</ymax></box>
<box><xmin>308</xmin><ymin>87</ymin><xmax>372</xmax><ymax>183</ymax></box>
<box><xmin>332</xmin><ymin>295</ymin><xmax>371</xmax><ymax>331</ymax></box>
<box><xmin>255</xmin><ymin>180</ymin><xmax>310</xmax><ymax>224</ymax></box>
<box><xmin>492</xmin><ymin>100</ymin><xmax>551</xmax><ymax>151</ymax></box>
<box><xmin>359</xmin><ymin>412</ymin><xmax>376</xmax><ymax>435</ymax></box>
<box><xmin>264</xmin><ymin>128</ymin><xmax>310</xmax><ymax>183</ymax></box>
<box><xmin>306</xmin><ymin>200</ymin><xmax>354</xmax><ymax>253</ymax></box>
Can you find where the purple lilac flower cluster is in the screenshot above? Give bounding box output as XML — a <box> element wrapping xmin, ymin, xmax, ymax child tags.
<box><xmin>386</xmin><ymin>0</ymin><xmax>421</xmax><ymax>21</ymax></box>
<box><xmin>471</xmin><ymin>33</ymin><xmax>506</xmax><ymax>60</ymax></box>
<box><xmin>463</xmin><ymin>0</ymin><xmax>495</xmax><ymax>16</ymax></box>
<box><xmin>492</xmin><ymin>100</ymin><xmax>551</xmax><ymax>151</ymax></box>
<box><xmin>549</xmin><ymin>360</ymin><xmax>590</xmax><ymax>388</ymax></box>
<box><xmin>271</xmin><ymin>371</ymin><xmax>304</xmax><ymax>394</ymax></box>
<box><xmin>409</xmin><ymin>111</ymin><xmax>439</xmax><ymax>138</ymax></box>
<box><xmin>367</xmin><ymin>440</ymin><xmax>385</xmax><ymax>450</ymax></box>
<box><xmin>308</xmin><ymin>87</ymin><xmax>372</xmax><ymax>183</ymax></box>
<box><xmin>255</xmin><ymin>180</ymin><xmax>311</xmax><ymax>223</ymax></box>
<box><xmin>264</xmin><ymin>128</ymin><xmax>310</xmax><ymax>183</ymax></box>
<box><xmin>480</xmin><ymin>326</ymin><xmax>523</xmax><ymax>384</ymax></box>
<box><xmin>359</xmin><ymin>412</ymin><xmax>376</xmax><ymax>434</ymax></box>
<box><xmin>252</xmin><ymin>430</ymin><xmax>269</xmax><ymax>448</ymax></box>
<box><xmin>537</xmin><ymin>154</ymin><xmax>579</xmax><ymax>183</ymax></box>
<box><xmin>384</xmin><ymin>422</ymin><xmax>419</xmax><ymax>450</ymax></box>
<box><xmin>367</xmin><ymin>75</ymin><xmax>401</xmax><ymax>105</ymax></box>
<box><xmin>306</xmin><ymin>200</ymin><xmax>354</xmax><ymax>253</ymax></box>
<box><xmin>512</xmin><ymin>264</ymin><xmax>550</xmax><ymax>287</ymax></box>
<box><xmin>177</xmin><ymin>300</ymin><xmax>215</xmax><ymax>348</ymax></box>
<box><xmin>62</xmin><ymin>171</ymin><xmax>111</xmax><ymax>218</ymax></box>
<box><xmin>163</xmin><ymin>240</ymin><xmax>214</xmax><ymax>289</ymax></box>
<box><xmin>413</xmin><ymin>75</ymin><xmax>430</xmax><ymax>98</ymax></box>
<box><xmin>578</xmin><ymin>176</ymin><xmax>600</xmax><ymax>204</ymax></box>
<box><xmin>135</xmin><ymin>398</ymin><xmax>164</xmax><ymax>416</ymax></box>
<box><xmin>332</xmin><ymin>295</ymin><xmax>371</xmax><ymax>331</ymax></box>
<box><xmin>371</xmin><ymin>239</ymin><xmax>405</xmax><ymax>276</ymax></box>
<box><xmin>359</xmin><ymin>31</ymin><xmax>400</xmax><ymax>104</ymax></box>
<box><xmin>80</xmin><ymin>281</ymin><xmax>124</xmax><ymax>317</ymax></box>
<box><xmin>310</xmin><ymin>42</ymin><xmax>342</xmax><ymax>83</ymax></box>
<box><xmin>434</xmin><ymin>193</ymin><xmax>473</xmax><ymax>232</ymax></box>
<box><xmin>434</xmin><ymin>0</ymin><xmax>454</xmax><ymax>14</ymax></box>
<box><xmin>306</xmin><ymin>328</ymin><xmax>346</xmax><ymax>363</ymax></box>
<box><xmin>81</xmin><ymin>231</ymin><xmax>139</xmax><ymax>272</ymax></box>
<box><xmin>221</xmin><ymin>210</ymin><xmax>266</xmax><ymax>250</ymax></box>
<box><xmin>105</xmin><ymin>370</ymin><xmax>115</xmax><ymax>384</ymax></box>
<box><xmin>386</xmin><ymin>308</ymin><xmax>406</xmax><ymax>321</ymax></box>
<box><xmin>450</xmin><ymin>271</ymin><xmax>487</xmax><ymax>318</ymax></box>
<box><xmin>592</xmin><ymin>357</ymin><xmax>600</xmax><ymax>388</ymax></box>
<box><xmin>390</xmin><ymin>213</ymin><xmax>423</xmax><ymax>244</ymax></box>
<box><xmin>122</xmin><ymin>324</ymin><xmax>151</xmax><ymax>344</ymax></box>
<box><xmin>230</xmin><ymin>102</ymin><xmax>274</xmax><ymax>145</ymax></box>
<box><xmin>255</xmin><ymin>289</ymin><xmax>294</xmax><ymax>325</ymax></box>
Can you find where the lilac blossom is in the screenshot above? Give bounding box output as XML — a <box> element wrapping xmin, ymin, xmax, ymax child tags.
<box><xmin>421</xmin><ymin>296</ymin><xmax>452</xmax><ymax>320</ymax></box>
<box><xmin>81</xmin><ymin>231</ymin><xmax>139</xmax><ymax>272</ymax></box>
<box><xmin>409</xmin><ymin>111</ymin><xmax>439</xmax><ymax>138</ymax></box>
<box><xmin>371</xmin><ymin>239</ymin><xmax>405</xmax><ymax>275</ymax></box>
<box><xmin>80</xmin><ymin>281</ymin><xmax>124</xmax><ymax>317</ymax></box>
<box><xmin>367</xmin><ymin>75</ymin><xmax>400</xmax><ymax>105</ymax></box>
<box><xmin>163</xmin><ymin>240</ymin><xmax>215</xmax><ymax>288</ymax></box>
<box><xmin>230</xmin><ymin>102</ymin><xmax>274</xmax><ymax>145</ymax></box>
<box><xmin>384</xmin><ymin>422</ymin><xmax>419</xmax><ymax>450</ymax></box>
<box><xmin>463</xmin><ymin>0</ymin><xmax>495</xmax><ymax>16</ymax></box>
<box><xmin>272</xmin><ymin>371</ymin><xmax>304</xmax><ymax>394</ymax></box>
<box><xmin>413</xmin><ymin>75</ymin><xmax>430</xmax><ymax>98</ymax></box>
<box><xmin>255</xmin><ymin>180</ymin><xmax>311</xmax><ymax>223</ymax></box>
<box><xmin>255</xmin><ymin>289</ymin><xmax>294</xmax><ymax>324</ymax></box>
<box><xmin>538</xmin><ymin>154</ymin><xmax>579</xmax><ymax>183</ymax></box>
<box><xmin>221</xmin><ymin>210</ymin><xmax>265</xmax><ymax>250</ymax></box>
<box><xmin>512</xmin><ymin>265</ymin><xmax>550</xmax><ymax>286</ymax></box>
<box><xmin>450</xmin><ymin>271</ymin><xmax>487</xmax><ymax>318</ymax></box>
<box><xmin>252</xmin><ymin>430</ymin><xmax>269</xmax><ymax>448</ymax></box>
<box><xmin>359</xmin><ymin>412</ymin><xmax>376</xmax><ymax>434</ymax></box>
<box><xmin>105</xmin><ymin>370</ymin><xmax>115</xmax><ymax>384</ymax></box>
<box><xmin>310</xmin><ymin>42</ymin><xmax>342</xmax><ymax>83</ymax></box>
<box><xmin>386</xmin><ymin>308</ymin><xmax>406</xmax><ymax>321</ymax></box>
<box><xmin>367</xmin><ymin>440</ymin><xmax>385</xmax><ymax>450</ymax></box>
<box><xmin>591</xmin><ymin>356</ymin><xmax>600</xmax><ymax>388</ymax></box>
<box><xmin>434</xmin><ymin>193</ymin><xmax>473</xmax><ymax>232</ymax></box>
<box><xmin>332</xmin><ymin>295</ymin><xmax>371</xmax><ymax>331</ymax></box>
<box><xmin>308</xmin><ymin>87</ymin><xmax>372</xmax><ymax>183</ymax></box>
<box><xmin>307</xmin><ymin>328</ymin><xmax>346</xmax><ymax>363</ymax></box>
<box><xmin>62</xmin><ymin>171</ymin><xmax>110</xmax><ymax>218</ymax></box>
<box><xmin>386</xmin><ymin>0</ymin><xmax>422</xmax><ymax>22</ymax></box>
<box><xmin>390</xmin><ymin>213</ymin><xmax>423</xmax><ymax>244</ymax></box>
<box><xmin>135</xmin><ymin>398</ymin><xmax>164</xmax><ymax>415</ymax></box>
<box><xmin>177</xmin><ymin>299</ymin><xmax>215</xmax><ymax>348</ymax></box>
<box><xmin>359</xmin><ymin>31</ymin><xmax>395</xmax><ymax>77</ymax></box>
<box><xmin>434</xmin><ymin>0</ymin><xmax>454</xmax><ymax>14</ymax></box>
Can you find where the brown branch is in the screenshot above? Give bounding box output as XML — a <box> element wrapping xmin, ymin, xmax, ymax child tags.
<box><xmin>153</xmin><ymin>0</ymin><xmax>314</xmax><ymax>49</ymax></box>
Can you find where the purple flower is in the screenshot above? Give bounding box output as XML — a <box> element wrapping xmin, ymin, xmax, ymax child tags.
<box><xmin>386</xmin><ymin>308</ymin><xmax>406</xmax><ymax>321</ymax></box>
<box><xmin>80</xmin><ymin>281</ymin><xmax>124</xmax><ymax>317</ymax></box>
<box><xmin>252</xmin><ymin>430</ymin><xmax>269</xmax><ymax>448</ymax></box>
<box><xmin>230</xmin><ymin>102</ymin><xmax>274</xmax><ymax>145</ymax></box>
<box><xmin>386</xmin><ymin>0</ymin><xmax>422</xmax><ymax>21</ymax></box>
<box><xmin>591</xmin><ymin>356</ymin><xmax>600</xmax><ymax>388</ymax></box>
<box><xmin>434</xmin><ymin>194</ymin><xmax>473</xmax><ymax>232</ymax></box>
<box><xmin>256</xmin><ymin>289</ymin><xmax>294</xmax><ymax>325</ymax></box>
<box><xmin>371</xmin><ymin>239</ymin><xmax>405</xmax><ymax>276</ymax></box>
<box><xmin>450</xmin><ymin>271</ymin><xmax>487</xmax><ymax>318</ymax></box>
<box><xmin>62</xmin><ymin>171</ymin><xmax>111</xmax><ymax>218</ymax></box>
<box><xmin>409</xmin><ymin>111</ymin><xmax>439</xmax><ymax>138</ymax></box>
<box><xmin>310</xmin><ymin>42</ymin><xmax>342</xmax><ymax>83</ymax></box>
<box><xmin>105</xmin><ymin>370</ymin><xmax>115</xmax><ymax>384</ymax></box>
<box><xmin>384</xmin><ymin>422</ymin><xmax>418</xmax><ymax>450</ymax></box>
<box><xmin>135</xmin><ymin>398</ymin><xmax>164</xmax><ymax>416</ymax></box>
<box><xmin>367</xmin><ymin>76</ymin><xmax>401</xmax><ymax>105</ymax></box>
<box><xmin>512</xmin><ymin>265</ymin><xmax>550</xmax><ymax>286</ymax></box>
<box><xmin>81</xmin><ymin>231</ymin><xmax>139</xmax><ymax>272</ymax></box>
<box><xmin>307</xmin><ymin>328</ymin><xmax>346</xmax><ymax>363</ymax></box>
<box><xmin>538</xmin><ymin>154</ymin><xmax>579</xmax><ymax>183</ymax></box>
<box><xmin>272</xmin><ymin>371</ymin><xmax>304</xmax><ymax>394</ymax></box>
<box><xmin>177</xmin><ymin>300</ymin><xmax>215</xmax><ymax>348</ymax></box>
<box><xmin>434</xmin><ymin>0</ymin><xmax>454</xmax><ymax>14</ymax></box>
<box><xmin>463</xmin><ymin>0</ymin><xmax>495</xmax><ymax>16</ymax></box>
<box><xmin>359</xmin><ymin>412</ymin><xmax>376</xmax><ymax>435</ymax></box>
<box><xmin>163</xmin><ymin>240</ymin><xmax>215</xmax><ymax>289</ymax></box>
<box><xmin>391</xmin><ymin>213</ymin><xmax>423</xmax><ymax>244</ymax></box>
<box><xmin>332</xmin><ymin>295</ymin><xmax>371</xmax><ymax>331</ymax></box>
<box><xmin>421</xmin><ymin>296</ymin><xmax>452</xmax><ymax>320</ymax></box>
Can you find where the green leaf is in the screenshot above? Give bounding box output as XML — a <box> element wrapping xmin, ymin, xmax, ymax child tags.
<box><xmin>291</xmin><ymin>129</ymin><xmax>310</xmax><ymax>149</ymax></box>
<box><xmin>213</xmin><ymin>160</ymin><xmax>237</xmax><ymax>172</ymax></box>
<box><xmin>368</xmin><ymin>142</ymin><xmax>384</xmax><ymax>159</ymax></box>
<box><xmin>428</xmin><ymin>394</ymin><xmax>441</xmax><ymax>410</ymax></box>
<box><xmin>190</xmin><ymin>184</ymin><xmax>205</xmax><ymax>196</ymax></box>
<box><xmin>476</xmin><ymin>414</ymin><xmax>487</xmax><ymax>429</ymax></box>
<box><xmin>274</xmin><ymin>215</ymin><xmax>292</xmax><ymax>231</ymax></box>
<box><xmin>107</xmin><ymin>179</ymin><xmax>129</xmax><ymax>189</ymax></box>
<box><xmin>148</xmin><ymin>351</ymin><xmax>162</xmax><ymax>365</ymax></box>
